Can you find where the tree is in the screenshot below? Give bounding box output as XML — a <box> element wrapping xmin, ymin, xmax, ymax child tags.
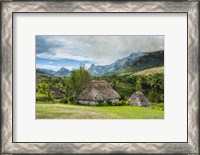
<box><xmin>148</xmin><ymin>92</ymin><xmax>160</xmax><ymax>103</ymax></box>
<box><xmin>38</xmin><ymin>81</ymin><xmax>49</xmax><ymax>94</ymax></box>
<box><xmin>146</xmin><ymin>74</ymin><xmax>164</xmax><ymax>93</ymax></box>
<box><xmin>112</xmin><ymin>79</ymin><xmax>117</xmax><ymax>90</ymax></box>
<box><xmin>55</xmin><ymin>82</ymin><xmax>64</xmax><ymax>93</ymax></box>
<box><xmin>135</xmin><ymin>76</ymin><xmax>143</xmax><ymax>92</ymax></box>
<box><xmin>37</xmin><ymin>81</ymin><xmax>54</xmax><ymax>102</ymax></box>
<box><xmin>69</xmin><ymin>65</ymin><xmax>92</xmax><ymax>103</ymax></box>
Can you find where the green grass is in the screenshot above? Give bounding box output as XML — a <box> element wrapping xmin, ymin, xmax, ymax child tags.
<box><xmin>36</xmin><ymin>102</ymin><xmax>164</xmax><ymax>119</ymax></box>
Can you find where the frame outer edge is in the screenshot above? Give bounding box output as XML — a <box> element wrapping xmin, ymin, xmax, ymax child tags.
<box><xmin>188</xmin><ymin>2</ymin><xmax>199</xmax><ymax>154</ymax></box>
<box><xmin>0</xmin><ymin>1</ymin><xmax>2</xmax><ymax>155</ymax></box>
<box><xmin>1</xmin><ymin>2</ymin><xmax>13</xmax><ymax>154</ymax></box>
<box><xmin>0</xmin><ymin>1</ymin><xmax>196</xmax><ymax>12</ymax></box>
<box><xmin>1</xmin><ymin>1</ymin><xmax>199</xmax><ymax>154</ymax></box>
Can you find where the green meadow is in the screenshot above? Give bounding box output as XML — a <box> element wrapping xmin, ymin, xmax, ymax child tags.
<box><xmin>36</xmin><ymin>102</ymin><xmax>164</xmax><ymax>119</ymax></box>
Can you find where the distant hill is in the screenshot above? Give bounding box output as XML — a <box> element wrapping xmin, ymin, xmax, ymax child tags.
<box><xmin>36</xmin><ymin>69</ymin><xmax>51</xmax><ymax>84</ymax></box>
<box><xmin>37</xmin><ymin>68</ymin><xmax>56</xmax><ymax>75</ymax></box>
<box><xmin>36</xmin><ymin>69</ymin><xmax>47</xmax><ymax>74</ymax></box>
<box><xmin>88</xmin><ymin>50</ymin><xmax>164</xmax><ymax>76</ymax></box>
<box><xmin>122</xmin><ymin>50</ymin><xmax>164</xmax><ymax>73</ymax></box>
<box><xmin>36</xmin><ymin>69</ymin><xmax>51</xmax><ymax>76</ymax></box>
<box><xmin>36</xmin><ymin>67</ymin><xmax>70</xmax><ymax>77</ymax></box>
<box><xmin>54</xmin><ymin>67</ymin><xmax>70</xmax><ymax>77</ymax></box>
<box><xmin>36</xmin><ymin>50</ymin><xmax>164</xmax><ymax>77</ymax></box>
<box><xmin>88</xmin><ymin>51</ymin><xmax>147</xmax><ymax>76</ymax></box>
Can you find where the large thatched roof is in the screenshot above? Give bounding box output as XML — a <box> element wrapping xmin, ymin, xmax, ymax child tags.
<box><xmin>78</xmin><ymin>80</ymin><xmax>121</xmax><ymax>101</ymax></box>
<box><xmin>129</xmin><ymin>92</ymin><xmax>149</xmax><ymax>106</ymax></box>
<box><xmin>49</xmin><ymin>87</ymin><xmax>65</xmax><ymax>99</ymax></box>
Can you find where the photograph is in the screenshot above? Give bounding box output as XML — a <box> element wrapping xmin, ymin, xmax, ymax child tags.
<box><xmin>36</xmin><ymin>35</ymin><xmax>164</xmax><ymax>119</ymax></box>
<box><xmin>2</xmin><ymin>1</ymin><xmax>199</xmax><ymax>154</ymax></box>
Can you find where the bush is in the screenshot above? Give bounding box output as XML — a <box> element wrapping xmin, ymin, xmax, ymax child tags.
<box><xmin>36</xmin><ymin>96</ymin><xmax>54</xmax><ymax>103</ymax></box>
<box><xmin>59</xmin><ymin>96</ymin><xmax>75</xmax><ymax>104</ymax></box>
<box><xmin>97</xmin><ymin>100</ymin><xmax>108</xmax><ymax>106</ymax></box>
<box><xmin>107</xmin><ymin>100</ymin><xmax>116</xmax><ymax>106</ymax></box>
<box><xmin>126</xmin><ymin>100</ymin><xmax>131</xmax><ymax>105</ymax></box>
<box><xmin>68</xmin><ymin>96</ymin><xmax>75</xmax><ymax>104</ymax></box>
<box><xmin>150</xmin><ymin>103</ymin><xmax>164</xmax><ymax>111</ymax></box>
<box><xmin>148</xmin><ymin>92</ymin><xmax>160</xmax><ymax>103</ymax></box>
<box><xmin>116</xmin><ymin>100</ymin><xmax>127</xmax><ymax>106</ymax></box>
<box><xmin>160</xmin><ymin>94</ymin><xmax>164</xmax><ymax>102</ymax></box>
<box><xmin>60</xmin><ymin>97</ymin><xmax>68</xmax><ymax>104</ymax></box>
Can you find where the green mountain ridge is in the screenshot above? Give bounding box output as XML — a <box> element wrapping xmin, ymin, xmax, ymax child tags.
<box><xmin>36</xmin><ymin>67</ymin><xmax>70</xmax><ymax>77</ymax></box>
<box><xmin>36</xmin><ymin>50</ymin><xmax>164</xmax><ymax>77</ymax></box>
<box><xmin>122</xmin><ymin>50</ymin><xmax>164</xmax><ymax>73</ymax></box>
<box><xmin>104</xmin><ymin>50</ymin><xmax>164</xmax><ymax>76</ymax></box>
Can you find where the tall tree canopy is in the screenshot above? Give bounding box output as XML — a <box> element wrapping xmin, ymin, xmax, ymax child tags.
<box><xmin>69</xmin><ymin>65</ymin><xmax>92</xmax><ymax>103</ymax></box>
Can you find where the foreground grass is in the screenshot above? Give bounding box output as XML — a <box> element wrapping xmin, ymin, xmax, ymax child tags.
<box><xmin>36</xmin><ymin>102</ymin><xmax>164</xmax><ymax>119</ymax></box>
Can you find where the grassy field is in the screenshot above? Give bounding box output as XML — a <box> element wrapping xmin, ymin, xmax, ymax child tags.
<box><xmin>133</xmin><ymin>66</ymin><xmax>164</xmax><ymax>75</ymax></box>
<box><xmin>118</xmin><ymin>66</ymin><xmax>164</xmax><ymax>76</ymax></box>
<box><xmin>36</xmin><ymin>102</ymin><xmax>164</xmax><ymax>119</ymax></box>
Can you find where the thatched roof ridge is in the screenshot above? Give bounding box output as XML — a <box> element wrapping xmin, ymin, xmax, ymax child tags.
<box><xmin>49</xmin><ymin>86</ymin><xmax>65</xmax><ymax>99</ymax></box>
<box><xmin>129</xmin><ymin>92</ymin><xmax>149</xmax><ymax>106</ymax></box>
<box><xmin>78</xmin><ymin>80</ymin><xmax>120</xmax><ymax>101</ymax></box>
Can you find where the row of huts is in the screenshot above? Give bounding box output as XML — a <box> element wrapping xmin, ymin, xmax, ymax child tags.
<box><xmin>50</xmin><ymin>80</ymin><xmax>149</xmax><ymax>107</ymax></box>
<box><xmin>78</xmin><ymin>80</ymin><xmax>149</xmax><ymax>107</ymax></box>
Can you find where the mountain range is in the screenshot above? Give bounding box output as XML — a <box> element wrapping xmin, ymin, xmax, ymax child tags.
<box><xmin>88</xmin><ymin>50</ymin><xmax>164</xmax><ymax>76</ymax></box>
<box><xmin>88</xmin><ymin>51</ymin><xmax>147</xmax><ymax>76</ymax></box>
<box><xmin>36</xmin><ymin>68</ymin><xmax>56</xmax><ymax>75</ymax></box>
<box><xmin>37</xmin><ymin>67</ymin><xmax>70</xmax><ymax>77</ymax></box>
<box><xmin>36</xmin><ymin>50</ymin><xmax>164</xmax><ymax>77</ymax></box>
<box><xmin>120</xmin><ymin>50</ymin><xmax>164</xmax><ymax>73</ymax></box>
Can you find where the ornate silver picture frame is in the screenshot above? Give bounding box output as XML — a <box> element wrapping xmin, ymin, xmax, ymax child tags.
<box><xmin>1</xmin><ymin>1</ymin><xmax>199</xmax><ymax>154</ymax></box>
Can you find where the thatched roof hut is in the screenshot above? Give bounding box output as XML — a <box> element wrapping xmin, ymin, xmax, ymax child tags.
<box><xmin>128</xmin><ymin>92</ymin><xmax>149</xmax><ymax>107</ymax></box>
<box><xmin>49</xmin><ymin>87</ymin><xmax>65</xmax><ymax>99</ymax></box>
<box><xmin>78</xmin><ymin>80</ymin><xmax>121</xmax><ymax>105</ymax></box>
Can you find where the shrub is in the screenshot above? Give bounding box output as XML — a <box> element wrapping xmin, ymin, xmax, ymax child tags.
<box><xmin>111</xmin><ymin>102</ymin><xmax>118</xmax><ymax>106</ymax></box>
<box><xmin>107</xmin><ymin>100</ymin><xmax>114</xmax><ymax>106</ymax></box>
<box><xmin>59</xmin><ymin>96</ymin><xmax>75</xmax><ymax>104</ymax></box>
<box><xmin>97</xmin><ymin>100</ymin><xmax>108</xmax><ymax>106</ymax></box>
<box><xmin>150</xmin><ymin>103</ymin><xmax>164</xmax><ymax>111</ymax></box>
<box><xmin>126</xmin><ymin>100</ymin><xmax>131</xmax><ymax>105</ymax></box>
<box><xmin>36</xmin><ymin>96</ymin><xmax>54</xmax><ymax>103</ymax></box>
<box><xmin>148</xmin><ymin>92</ymin><xmax>160</xmax><ymax>103</ymax></box>
<box><xmin>160</xmin><ymin>94</ymin><xmax>164</xmax><ymax>102</ymax></box>
<box><xmin>116</xmin><ymin>100</ymin><xmax>127</xmax><ymax>106</ymax></box>
<box><xmin>60</xmin><ymin>97</ymin><xmax>68</xmax><ymax>104</ymax></box>
<box><xmin>68</xmin><ymin>96</ymin><xmax>75</xmax><ymax>104</ymax></box>
<box><xmin>67</xmin><ymin>100</ymin><xmax>72</xmax><ymax>105</ymax></box>
<box><xmin>122</xmin><ymin>100</ymin><xmax>127</xmax><ymax>106</ymax></box>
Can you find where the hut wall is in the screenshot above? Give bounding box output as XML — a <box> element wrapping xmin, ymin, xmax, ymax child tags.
<box><xmin>111</xmin><ymin>99</ymin><xmax>119</xmax><ymax>103</ymax></box>
<box><xmin>78</xmin><ymin>99</ymin><xmax>119</xmax><ymax>105</ymax></box>
<box><xmin>78</xmin><ymin>100</ymin><xmax>98</xmax><ymax>106</ymax></box>
<box><xmin>136</xmin><ymin>98</ymin><xmax>142</xmax><ymax>106</ymax></box>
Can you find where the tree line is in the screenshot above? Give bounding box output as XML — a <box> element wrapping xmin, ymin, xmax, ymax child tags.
<box><xmin>36</xmin><ymin>65</ymin><xmax>164</xmax><ymax>104</ymax></box>
<box><xmin>101</xmin><ymin>73</ymin><xmax>164</xmax><ymax>103</ymax></box>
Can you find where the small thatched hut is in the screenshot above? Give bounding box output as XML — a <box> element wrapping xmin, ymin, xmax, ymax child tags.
<box><xmin>49</xmin><ymin>87</ymin><xmax>65</xmax><ymax>99</ymax></box>
<box><xmin>78</xmin><ymin>80</ymin><xmax>121</xmax><ymax>105</ymax></box>
<box><xmin>128</xmin><ymin>92</ymin><xmax>149</xmax><ymax>107</ymax></box>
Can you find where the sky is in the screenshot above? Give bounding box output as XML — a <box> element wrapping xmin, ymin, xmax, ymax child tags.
<box><xmin>36</xmin><ymin>35</ymin><xmax>164</xmax><ymax>71</ymax></box>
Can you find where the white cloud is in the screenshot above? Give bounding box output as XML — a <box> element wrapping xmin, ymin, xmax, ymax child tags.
<box><xmin>36</xmin><ymin>64</ymin><xmax>61</xmax><ymax>71</ymax></box>
<box><xmin>37</xmin><ymin>51</ymin><xmax>93</xmax><ymax>62</ymax></box>
<box><xmin>36</xmin><ymin>35</ymin><xmax>164</xmax><ymax>65</ymax></box>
